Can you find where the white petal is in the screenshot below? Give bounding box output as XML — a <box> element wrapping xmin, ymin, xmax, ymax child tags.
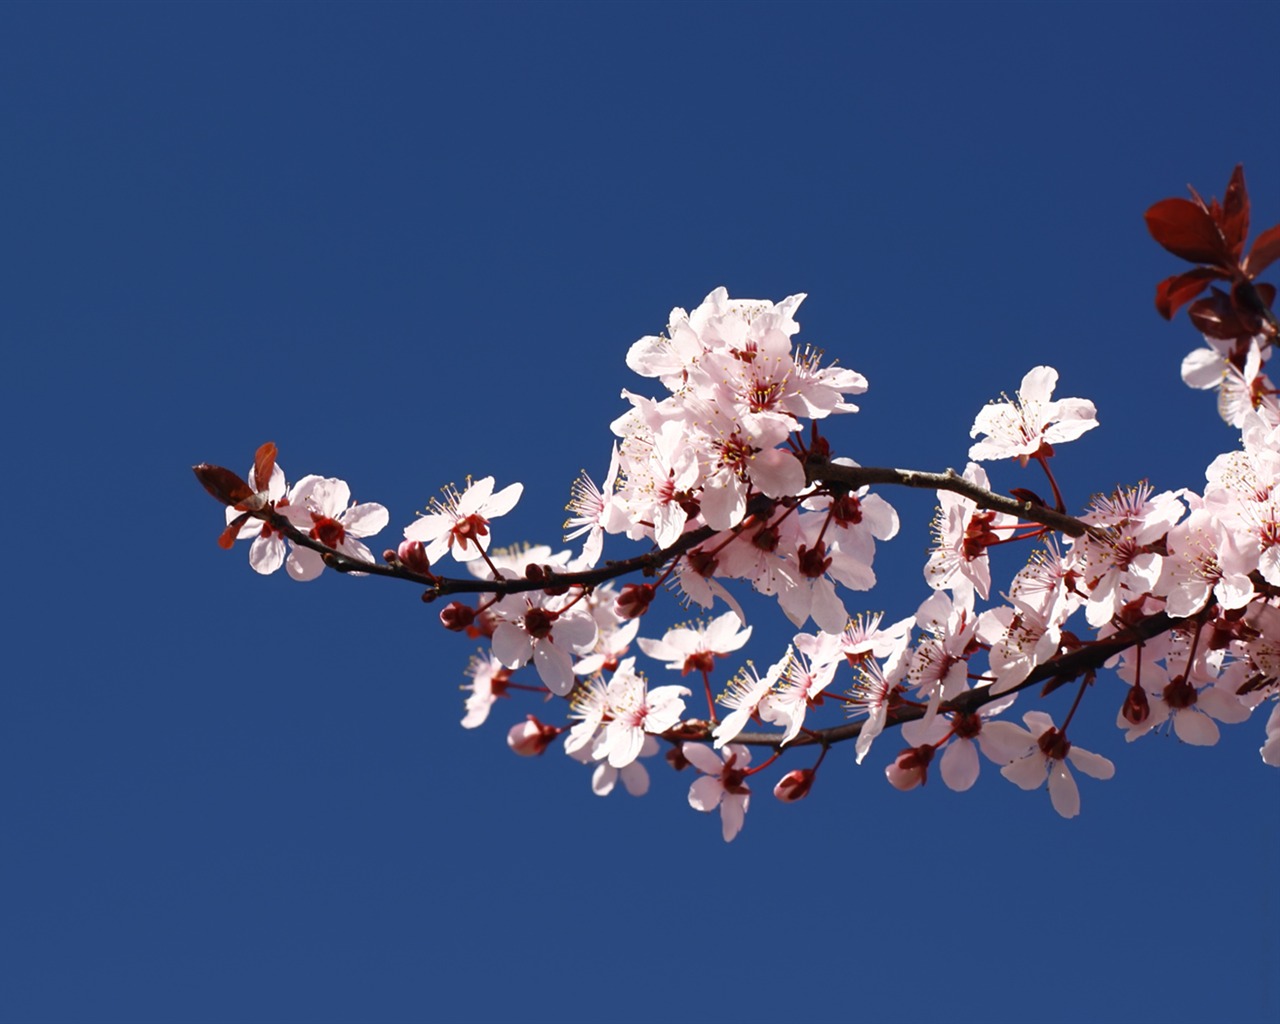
<box><xmin>533</xmin><ymin>640</ymin><xmax>576</xmax><ymax>696</ymax></box>
<box><xmin>1001</xmin><ymin>753</ymin><xmax>1049</xmax><ymax>791</ymax></box>
<box><xmin>1172</xmin><ymin>709</ymin><xmax>1220</xmax><ymax>746</ymax></box>
<box><xmin>1067</xmin><ymin>746</ymin><xmax>1115</xmax><ymax>779</ymax></box>
<box><xmin>682</xmin><ymin>742</ymin><xmax>725</xmax><ymax>775</ymax></box>
<box><xmin>342</xmin><ymin>502</ymin><xmax>389</xmax><ymax>538</ymax></box>
<box><xmin>688</xmin><ymin>776</ymin><xmax>723</xmax><ymax>812</ymax></box>
<box><xmin>940</xmin><ymin>739</ymin><xmax>980</xmax><ymax>792</ymax></box>
<box><xmin>482</xmin><ymin>481</ymin><xmax>524</xmax><ymax>518</ymax></box>
<box><xmin>1199</xmin><ymin>687</ymin><xmax>1251</xmax><ymax>725</ymax></box>
<box><xmin>491</xmin><ymin>622</ymin><xmax>533</xmax><ymax>669</ymax></box>
<box><xmin>249</xmin><ymin>534</ymin><xmax>285</xmax><ymax>575</ymax></box>
<box><xmin>749</xmin><ymin>448</ymin><xmax>806</xmax><ymax>499</ymax></box>
<box><xmin>1047</xmin><ymin>761</ymin><xmax>1080</xmax><ymax>818</ymax></box>
<box><xmin>591</xmin><ymin>763</ymin><xmax>617</xmax><ymax>797</ymax></box>
<box><xmin>285</xmin><ymin>546</ymin><xmax>325</xmax><ymax>582</ymax></box>
<box><xmin>619</xmin><ymin>762</ymin><xmax>650</xmax><ymax>797</ymax></box>
<box><xmin>719</xmin><ymin>793</ymin><xmax>748</xmax><ymax>842</ymax></box>
<box><xmin>455</xmin><ymin>476</ymin><xmax>495</xmax><ymax>516</ymax></box>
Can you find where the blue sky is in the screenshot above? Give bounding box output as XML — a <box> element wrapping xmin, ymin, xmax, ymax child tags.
<box><xmin>3</xmin><ymin>3</ymin><xmax>1278</xmax><ymax>1022</ymax></box>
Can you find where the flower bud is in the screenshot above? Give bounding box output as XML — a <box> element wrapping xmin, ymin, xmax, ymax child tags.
<box><xmin>615</xmin><ymin>582</ymin><xmax>656</xmax><ymax>620</ymax></box>
<box><xmin>885</xmin><ymin>745</ymin><xmax>935</xmax><ymax>791</ymax></box>
<box><xmin>397</xmin><ymin>539</ymin><xmax>433</xmax><ymax>576</ymax></box>
<box><xmin>773</xmin><ymin>768</ymin><xmax>815</xmax><ymax>802</ymax></box>
<box><xmin>507</xmin><ymin>715</ymin><xmax>559</xmax><ymax>757</ymax></box>
<box><xmin>1121</xmin><ymin>683</ymin><xmax>1150</xmax><ymax>726</ymax></box>
<box><xmin>439</xmin><ymin>601</ymin><xmax>476</xmax><ymax>632</ymax></box>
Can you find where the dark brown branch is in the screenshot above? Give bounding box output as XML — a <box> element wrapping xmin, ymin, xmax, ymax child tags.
<box><xmin>722</xmin><ymin>611</ymin><xmax>1186</xmax><ymax>750</ymax></box>
<box><xmin>256</xmin><ymin>459</ymin><xmax>1093</xmax><ymax>598</ymax></box>
<box><xmin>804</xmin><ymin>458</ymin><xmax>1093</xmax><ymax>538</ymax></box>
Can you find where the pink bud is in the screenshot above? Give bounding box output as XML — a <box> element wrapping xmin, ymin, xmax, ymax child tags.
<box><xmin>507</xmin><ymin>715</ymin><xmax>559</xmax><ymax>757</ymax></box>
<box><xmin>885</xmin><ymin>745</ymin><xmax>935</xmax><ymax>791</ymax></box>
<box><xmin>440</xmin><ymin>601</ymin><xmax>476</xmax><ymax>632</ymax></box>
<box><xmin>615</xmin><ymin>583</ymin><xmax>656</xmax><ymax>620</ymax></box>
<box><xmin>397</xmin><ymin>539</ymin><xmax>433</xmax><ymax>576</ymax></box>
<box><xmin>773</xmin><ymin>768</ymin><xmax>815</xmax><ymax>802</ymax></box>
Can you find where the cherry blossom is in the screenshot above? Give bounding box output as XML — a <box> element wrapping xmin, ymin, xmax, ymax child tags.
<box><xmin>636</xmin><ymin>611</ymin><xmax>752</xmax><ymax>676</ymax></box>
<box><xmin>460</xmin><ymin>652</ymin><xmax>512</xmax><ymax>729</ymax></box>
<box><xmin>224</xmin><ymin>457</ymin><xmax>290</xmax><ymax>575</ymax></box>
<box><xmin>568</xmin><ymin>733</ymin><xmax>659</xmax><ymax>797</ymax></box>
<box><xmin>563</xmin><ymin>444</ymin><xmax>624</xmax><ymax>568</ymax></box>
<box><xmin>925</xmin><ymin>462</ymin><xmax>1016</xmax><ymax>601</ymax></box>
<box><xmin>596</xmin><ymin>658</ymin><xmax>689</xmax><ymax>768</ymax></box>
<box><xmin>968</xmin><ymin>365</ymin><xmax>1098</xmax><ymax>464</ymax></box>
<box><xmin>403</xmin><ymin>476</ymin><xmax>523</xmax><ymax>565</ymax></box>
<box><xmin>713</xmin><ymin>651</ymin><xmax>788</xmax><ymax>748</ymax></box>
<box><xmin>284</xmin><ymin>475</ymin><xmax>390</xmax><ymax>582</ymax></box>
<box><xmin>683</xmin><ymin>742</ymin><xmax>752</xmax><ymax>842</ymax></box>
<box><xmin>490</xmin><ymin>594</ymin><xmax>598</xmax><ymax>696</ymax></box>
<box><xmin>995</xmin><ymin>711</ymin><xmax>1115</xmax><ymax>818</ymax></box>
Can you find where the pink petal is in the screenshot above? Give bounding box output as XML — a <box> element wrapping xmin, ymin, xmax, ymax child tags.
<box><xmin>682</xmin><ymin>742</ymin><xmax>725</xmax><ymax>775</ymax></box>
<box><xmin>719</xmin><ymin>793</ymin><xmax>748</xmax><ymax>842</ymax></box>
<box><xmin>482</xmin><ymin>481</ymin><xmax>524</xmax><ymax>518</ymax></box>
<box><xmin>285</xmin><ymin>546</ymin><xmax>325</xmax><ymax>582</ymax></box>
<box><xmin>749</xmin><ymin>448</ymin><xmax>806</xmax><ymax>499</ymax></box>
<box><xmin>1002</xmin><ymin>753</ymin><xmax>1049</xmax><ymax>791</ymax></box>
<box><xmin>1047</xmin><ymin>762</ymin><xmax>1080</xmax><ymax>818</ymax></box>
<box><xmin>1067</xmin><ymin>747</ymin><xmax>1115</xmax><ymax>779</ymax></box>
<box><xmin>940</xmin><ymin>739</ymin><xmax>980</xmax><ymax>792</ymax></box>
<box><xmin>342</xmin><ymin>502</ymin><xmax>389</xmax><ymax>538</ymax></box>
<box><xmin>688</xmin><ymin>776</ymin><xmax>723</xmax><ymax>812</ymax></box>
<box><xmin>491</xmin><ymin>622</ymin><xmax>533</xmax><ymax>669</ymax></box>
<box><xmin>1172</xmin><ymin>709</ymin><xmax>1220</xmax><ymax>746</ymax></box>
<box><xmin>533</xmin><ymin>640</ymin><xmax>576</xmax><ymax>696</ymax></box>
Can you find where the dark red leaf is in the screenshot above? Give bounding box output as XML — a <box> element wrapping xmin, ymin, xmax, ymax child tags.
<box><xmin>193</xmin><ymin>463</ymin><xmax>254</xmax><ymax>506</ymax></box>
<box><xmin>253</xmin><ymin>441</ymin><xmax>278</xmax><ymax>490</ymax></box>
<box><xmin>1154</xmin><ymin>267</ymin><xmax>1224</xmax><ymax>320</ymax></box>
<box><xmin>1220</xmin><ymin>165</ymin><xmax>1250</xmax><ymax>259</ymax></box>
<box><xmin>1245</xmin><ymin>222</ymin><xmax>1280</xmax><ymax>278</ymax></box>
<box><xmin>218</xmin><ymin>512</ymin><xmax>252</xmax><ymax>549</ymax></box>
<box><xmin>1145</xmin><ymin>197</ymin><xmax>1231</xmax><ymax>266</ymax></box>
<box><xmin>1008</xmin><ymin>487</ymin><xmax>1049</xmax><ymax>508</ymax></box>
<box><xmin>1188</xmin><ymin>287</ymin><xmax>1266</xmax><ymax>341</ymax></box>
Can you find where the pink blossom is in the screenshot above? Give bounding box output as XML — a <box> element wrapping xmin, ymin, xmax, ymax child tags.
<box><xmin>683</xmin><ymin>742</ymin><xmax>752</xmax><ymax>842</ymax></box>
<box><xmin>637</xmin><ymin>611</ymin><xmax>752</xmax><ymax>676</ymax></box>
<box><xmin>224</xmin><ymin>458</ymin><xmax>290</xmax><ymax>575</ymax></box>
<box><xmin>995</xmin><ymin>711</ymin><xmax>1115</xmax><ymax>818</ymax></box>
<box><xmin>403</xmin><ymin>476</ymin><xmax>523</xmax><ymax>565</ymax></box>
<box><xmin>597</xmin><ymin>659</ymin><xmax>689</xmax><ymax>768</ymax></box>
<box><xmin>284</xmin><ymin>475</ymin><xmax>390</xmax><ymax>582</ymax></box>
<box><xmin>969</xmin><ymin>366</ymin><xmax>1098</xmax><ymax>464</ymax></box>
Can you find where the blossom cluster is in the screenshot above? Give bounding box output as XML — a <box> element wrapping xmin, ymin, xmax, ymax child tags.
<box><xmin>196</xmin><ymin>169</ymin><xmax>1280</xmax><ymax>843</ymax></box>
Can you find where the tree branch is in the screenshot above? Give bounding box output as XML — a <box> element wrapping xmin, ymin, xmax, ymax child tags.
<box><xmin>254</xmin><ymin>458</ymin><xmax>1093</xmax><ymax>600</ymax></box>
<box><xmin>721</xmin><ymin>610</ymin><xmax>1185</xmax><ymax>750</ymax></box>
<box><xmin>803</xmin><ymin>458</ymin><xmax>1093</xmax><ymax>538</ymax></box>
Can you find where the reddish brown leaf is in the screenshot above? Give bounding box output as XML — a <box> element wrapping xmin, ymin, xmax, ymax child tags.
<box><xmin>1245</xmin><ymin>223</ymin><xmax>1280</xmax><ymax>278</ymax></box>
<box><xmin>1154</xmin><ymin>267</ymin><xmax>1224</xmax><ymax>320</ymax></box>
<box><xmin>193</xmin><ymin>463</ymin><xmax>254</xmax><ymax>506</ymax></box>
<box><xmin>1220</xmin><ymin>165</ymin><xmax>1250</xmax><ymax>259</ymax></box>
<box><xmin>218</xmin><ymin>512</ymin><xmax>252</xmax><ymax>549</ymax></box>
<box><xmin>1145</xmin><ymin>197</ymin><xmax>1231</xmax><ymax>266</ymax></box>
<box><xmin>1189</xmin><ymin>290</ymin><xmax>1248</xmax><ymax>340</ymax></box>
<box><xmin>253</xmin><ymin>441</ymin><xmax>278</xmax><ymax>490</ymax></box>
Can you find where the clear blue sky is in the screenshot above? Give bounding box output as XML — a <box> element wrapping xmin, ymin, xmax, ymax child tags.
<box><xmin>3</xmin><ymin>3</ymin><xmax>1277</xmax><ymax>1022</ymax></box>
